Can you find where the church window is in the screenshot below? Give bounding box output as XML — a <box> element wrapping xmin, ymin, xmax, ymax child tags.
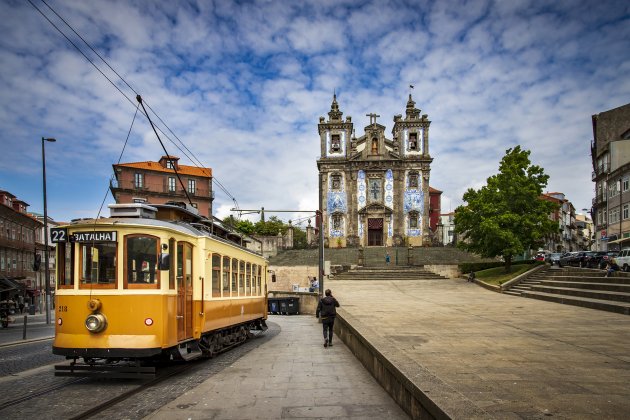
<box><xmin>408</xmin><ymin>173</ymin><xmax>419</xmax><ymax>189</ymax></box>
<box><xmin>371</xmin><ymin>138</ymin><xmax>378</xmax><ymax>154</ymax></box>
<box><xmin>409</xmin><ymin>211</ymin><xmax>419</xmax><ymax>229</ymax></box>
<box><xmin>409</xmin><ymin>132</ymin><xmax>418</xmax><ymax>151</ymax></box>
<box><xmin>331</xmin><ymin>174</ymin><xmax>342</xmax><ymax>190</ymax></box>
<box><xmin>331</xmin><ymin>134</ymin><xmax>341</xmax><ymax>153</ymax></box>
<box><xmin>368</xmin><ymin>178</ymin><xmax>382</xmax><ymax>203</ymax></box>
<box><xmin>332</xmin><ymin>214</ymin><xmax>343</xmax><ymax>230</ymax></box>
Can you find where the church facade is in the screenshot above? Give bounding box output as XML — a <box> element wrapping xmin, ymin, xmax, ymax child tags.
<box><xmin>317</xmin><ymin>94</ymin><xmax>433</xmax><ymax>248</ymax></box>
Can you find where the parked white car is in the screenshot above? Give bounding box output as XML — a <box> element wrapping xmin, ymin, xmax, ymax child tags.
<box><xmin>616</xmin><ymin>248</ymin><xmax>630</xmax><ymax>271</ymax></box>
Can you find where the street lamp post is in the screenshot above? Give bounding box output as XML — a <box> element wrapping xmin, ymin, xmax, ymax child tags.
<box><xmin>42</xmin><ymin>137</ymin><xmax>56</xmax><ymax>325</ymax></box>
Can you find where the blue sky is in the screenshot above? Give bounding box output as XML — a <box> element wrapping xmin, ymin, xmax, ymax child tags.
<box><xmin>1</xmin><ymin>0</ymin><xmax>629</xmax><ymax>225</ymax></box>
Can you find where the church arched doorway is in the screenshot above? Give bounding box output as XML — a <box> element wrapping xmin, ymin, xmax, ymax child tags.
<box><xmin>367</xmin><ymin>218</ymin><xmax>383</xmax><ymax>246</ymax></box>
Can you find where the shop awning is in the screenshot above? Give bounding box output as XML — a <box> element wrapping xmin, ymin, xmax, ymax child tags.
<box><xmin>0</xmin><ymin>276</ymin><xmax>23</xmax><ymax>294</ymax></box>
<box><xmin>606</xmin><ymin>237</ymin><xmax>630</xmax><ymax>246</ymax></box>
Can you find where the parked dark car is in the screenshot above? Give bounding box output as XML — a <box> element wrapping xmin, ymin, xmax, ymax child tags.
<box><xmin>558</xmin><ymin>252</ymin><xmax>577</xmax><ymax>267</ymax></box>
<box><xmin>585</xmin><ymin>251</ymin><xmax>612</xmax><ymax>269</ymax></box>
<box><xmin>548</xmin><ymin>252</ymin><xmax>563</xmax><ymax>265</ymax></box>
<box><xmin>567</xmin><ymin>251</ymin><xmax>597</xmax><ymax>268</ymax></box>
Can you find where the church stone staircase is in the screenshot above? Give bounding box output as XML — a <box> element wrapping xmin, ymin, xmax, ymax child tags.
<box><xmin>331</xmin><ymin>266</ymin><xmax>448</xmax><ymax>281</ymax></box>
<box><xmin>268</xmin><ymin>246</ymin><xmax>485</xmax><ymax>267</ymax></box>
<box><xmin>504</xmin><ymin>266</ymin><xmax>630</xmax><ymax>315</ymax></box>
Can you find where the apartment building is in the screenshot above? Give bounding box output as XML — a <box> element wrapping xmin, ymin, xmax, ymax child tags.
<box><xmin>591</xmin><ymin>103</ymin><xmax>630</xmax><ymax>251</ymax></box>
<box><xmin>0</xmin><ymin>190</ymin><xmax>44</xmax><ymax>305</ymax></box>
<box><xmin>110</xmin><ymin>155</ymin><xmax>214</xmax><ymax>218</ymax></box>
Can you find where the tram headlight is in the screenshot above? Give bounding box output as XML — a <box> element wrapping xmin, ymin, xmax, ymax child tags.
<box><xmin>85</xmin><ymin>313</ymin><xmax>107</xmax><ymax>333</ymax></box>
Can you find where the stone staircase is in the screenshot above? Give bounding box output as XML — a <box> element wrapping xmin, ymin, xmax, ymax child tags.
<box><xmin>504</xmin><ymin>266</ymin><xmax>630</xmax><ymax>315</ymax></box>
<box><xmin>268</xmin><ymin>246</ymin><xmax>486</xmax><ymax>267</ymax></box>
<box><xmin>332</xmin><ymin>266</ymin><xmax>448</xmax><ymax>281</ymax></box>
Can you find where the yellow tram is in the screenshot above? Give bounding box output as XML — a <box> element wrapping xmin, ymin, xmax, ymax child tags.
<box><xmin>52</xmin><ymin>202</ymin><xmax>268</xmax><ymax>374</ymax></box>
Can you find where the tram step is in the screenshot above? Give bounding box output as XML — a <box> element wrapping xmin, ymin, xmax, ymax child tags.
<box><xmin>177</xmin><ymin>342</ymin><xmax>203</xmax><ymax>361</ymax></box>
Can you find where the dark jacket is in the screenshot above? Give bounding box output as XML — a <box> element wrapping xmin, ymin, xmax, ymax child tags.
<box><xmin>316</xmin><ymin>296</ymin><xmax>340</xmax><ymax>319</ymax></box>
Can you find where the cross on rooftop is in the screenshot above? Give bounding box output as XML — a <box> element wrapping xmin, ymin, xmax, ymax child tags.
<box><xmin>366</xmin><ymin>113</ymin><xmax>380</xmax><ymax>127</ymax></box>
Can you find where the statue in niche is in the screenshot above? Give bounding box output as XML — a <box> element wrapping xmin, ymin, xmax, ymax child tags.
<box><xmin>371</xmin><ymin>138</ymin><xmax>378</xmax><ymax>154</ymax></box>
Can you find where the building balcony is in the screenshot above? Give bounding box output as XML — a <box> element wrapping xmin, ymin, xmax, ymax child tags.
<box><xmin>592</xmin><ymin>163</ymin><xmax>610</xmax><ymax>180</ymax></box>
<box><xmin>0</xmin><ymin>237</ymin><xmax>35</xmax><ymax>251</ymax></box>
<box><xmin>593</xmin><ymin>194</ymin><xmax>607</xmax><ymax>206</ymax></box>
<box><xmin>110</xmin><ymin>179</ymin><xmax>212</xmax><ymax>200</ymax></box>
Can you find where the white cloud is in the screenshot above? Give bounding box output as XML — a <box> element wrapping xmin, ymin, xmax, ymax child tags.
<box><xmin>0</xmin><ymin>0</ymin><xmax>628</xmax><ymax>227</ymax></box>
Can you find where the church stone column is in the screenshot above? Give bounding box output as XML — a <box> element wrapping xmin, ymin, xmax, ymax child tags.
<box><xmin>422</xmin><ymin>170</ymin><xmax>431</xmax><ymax>246</ymax></box>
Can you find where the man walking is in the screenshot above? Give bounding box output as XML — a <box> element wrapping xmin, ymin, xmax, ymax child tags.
<box><xmin>316</xmin><ymin>289</ymin><xmax>340</xmax><ymax>348</ymax></box>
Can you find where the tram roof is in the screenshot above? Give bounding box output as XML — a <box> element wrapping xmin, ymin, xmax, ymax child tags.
<box><xmin>65</xmin><ymin>217</ymin><xmax>264</xmax><ymax>258</ymax></box>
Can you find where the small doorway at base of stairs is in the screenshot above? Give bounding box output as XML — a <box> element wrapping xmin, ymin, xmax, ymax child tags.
<box><xmin>367</xmin><ymin>218</ymin><xmax>383</xmax><ymax>246</ymax></box>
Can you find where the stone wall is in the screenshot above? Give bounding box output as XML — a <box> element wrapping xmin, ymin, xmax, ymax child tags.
<box><xmin>268</xmin><ymin>291</ymin><xmax>319</xmax><ymax>315</ymax></box>
<box><xmin>335</xmin><ymin>309</ymin><xmax>485</xmax><ymax>419</ymax></box>
<box><xmin>268</xmin><ymin>265</ymin><xmax>319</xmax><ymax>292</ymax></box>
<box><xmin>423</xmin><ymin>264</ymin><xmax>459</xmax><ymax>279</ymax></box>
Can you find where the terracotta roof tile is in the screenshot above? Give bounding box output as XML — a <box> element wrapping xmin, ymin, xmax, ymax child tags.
<box><xmin>114</xmin><ymin>161</ymin><xmax>212</xmax><ymax>178</ymax></box>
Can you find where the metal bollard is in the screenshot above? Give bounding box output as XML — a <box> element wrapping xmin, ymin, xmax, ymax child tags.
<box><xmin>23</xmin><ymin>315</ymin><xmax>28</xmax><ymax>340</ymax></box>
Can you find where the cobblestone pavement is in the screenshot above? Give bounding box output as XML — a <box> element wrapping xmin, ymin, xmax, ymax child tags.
<box><xmin>0</xmin><ymin>339</ymin><xmax>61</xmax><ymax>377</ymax></box>
<box><xmin>0</xmin><ymin>322</ymin><xmax>281</xmax><ymax>419</ymax></box>
<box><xmin>0</xmin><ymin>323</ymin><xmax>280</xmax><ymax>420</ymax></box>
<box><xmin>330</xmin><ymin>278</ymin><xmax>630</xmax><ymax>419</ymax></box>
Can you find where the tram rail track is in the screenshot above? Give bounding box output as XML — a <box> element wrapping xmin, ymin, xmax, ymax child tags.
<box><xmin>0</xmin><ymin>378</ymin><xmax>87</xmax><ymax>411</ymax></box>
<box><xmin>0</xmin><ymin>323</ymin><xmax>278</xmax><ymax>419</ymax></box>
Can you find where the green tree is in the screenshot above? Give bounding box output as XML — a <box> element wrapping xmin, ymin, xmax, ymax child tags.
<box><xmin>292</xmin><ymin>226</ymin><xmax>308</xmax><ymax>249</ymax></box>
<box><xmin>222</xmin><ymin>216</ymin><xmax>255</xmax><ymax>235</ymax></box>
<box><xmin>454</xmin><ymin>146</ymin><xmax>559</xmax><ymax>272</ymax></box>
<box><xmin>254</xmin><ymin>216</ymin><xmax>287</xmax><ymax>236</ymax></box>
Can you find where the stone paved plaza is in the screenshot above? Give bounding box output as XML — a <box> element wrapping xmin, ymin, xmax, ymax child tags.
<box><xmin>330</xmin><ymin>278</ymin><xmax>630</xmax><ymax>419</ymax></box>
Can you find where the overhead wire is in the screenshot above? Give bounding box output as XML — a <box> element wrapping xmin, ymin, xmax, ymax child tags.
<box><xmin>29</xmin><ymin>0</ymin><xmax>241</xmax><ymax>211</ymax></box>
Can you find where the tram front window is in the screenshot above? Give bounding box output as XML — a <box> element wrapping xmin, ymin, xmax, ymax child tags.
<box><xmin>80</xmin><ymin>243</ymin><xmax>117</xmax><ymax>284</ymax></box>
<box><xmin>126</xmin><ymin>235</ymin><xmax>159</xmax><ymax>285</ymax></box>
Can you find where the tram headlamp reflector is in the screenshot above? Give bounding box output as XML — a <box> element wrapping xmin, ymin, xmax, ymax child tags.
<box><xmin>85</xmin><ymin>313</ymin><xmax>107</xmax><ymax>333</ymax></box>
<box><xmin>145</xmin><ymin>318</ymin><xmax>154</xmax><ymax>326</ymax></box>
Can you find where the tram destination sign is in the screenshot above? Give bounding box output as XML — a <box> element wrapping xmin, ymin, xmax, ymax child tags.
<box><xmin>72</xmin><ymin>231</ymin><xmax>117</xmax><ymax>243</ymax></box>
<box><xmin>50</xmin><ymin>228</ymin><xmax>117</xmax><ymax>243</ymax></box>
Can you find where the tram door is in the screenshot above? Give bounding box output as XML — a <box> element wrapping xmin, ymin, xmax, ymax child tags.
<box><xmin>176</xmin><ymin>243</ymin><xmax>194</xmax><ymax>341</ymax></box>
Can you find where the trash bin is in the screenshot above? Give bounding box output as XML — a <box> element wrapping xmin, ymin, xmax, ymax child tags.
<box><xmin>278</xmin><ymin>298</ymin><xmax>288</xmax><ymax>315</ymax></box>
<box><xmin>28</xmin><ymin>305</ymin><xmax>36</xmax><ymax>315</ymax></box>
<box><xmin>268</xmin><ymin>298</ymin><xmax>279</xmax><ymax>314</ymax></box>
<box><xmin>285</xmin><ymin>297</ymin><xmax>299</xmax><ymax>315</ymax></box>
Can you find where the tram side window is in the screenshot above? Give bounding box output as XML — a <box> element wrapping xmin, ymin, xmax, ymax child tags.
<box><xmin>251</xmin><ymin>264</ymin><xmax>257</xmax><ymax>295</ymax></box>
<box><xmin>239</xmin><ymin>261</ymin><xmax>245</xmax><ymax>295</ymax></box>
<box><xmin>80</xmin><ymin>243</ymin><xmax>116</xmax><ymax>285</ymax></box>
<box><xmin>125</xmin><ymin>235</ymin><xmax>159</xmax><ymax>286</ymax></box>
<box><xmin>231</xmin><ymin>259</ymin><xmax>238</xmax><ymax>297</ymax></box>
<box><xmin>211</xmin><ymin>254</ymin><xmax>221</xmax><ymax>297</ymax></box>
<box><xmin>245</xmin><ymin>263</ymin><xmax>251</xmax><ymax>296</ymax></box>
<box><xmin>57</xmin><ymin>243</ymin><xmax>74</xmax><ymax>287</ymax></box>
<box><xmin>257</xmin><ymin>266</ymin><xmax>262</xmax><ymax>296</ymax></box>
<box><xmin>222</xmin><ymin>256</ymin><xmax>230</xmax><ymax>296</ymax></box>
